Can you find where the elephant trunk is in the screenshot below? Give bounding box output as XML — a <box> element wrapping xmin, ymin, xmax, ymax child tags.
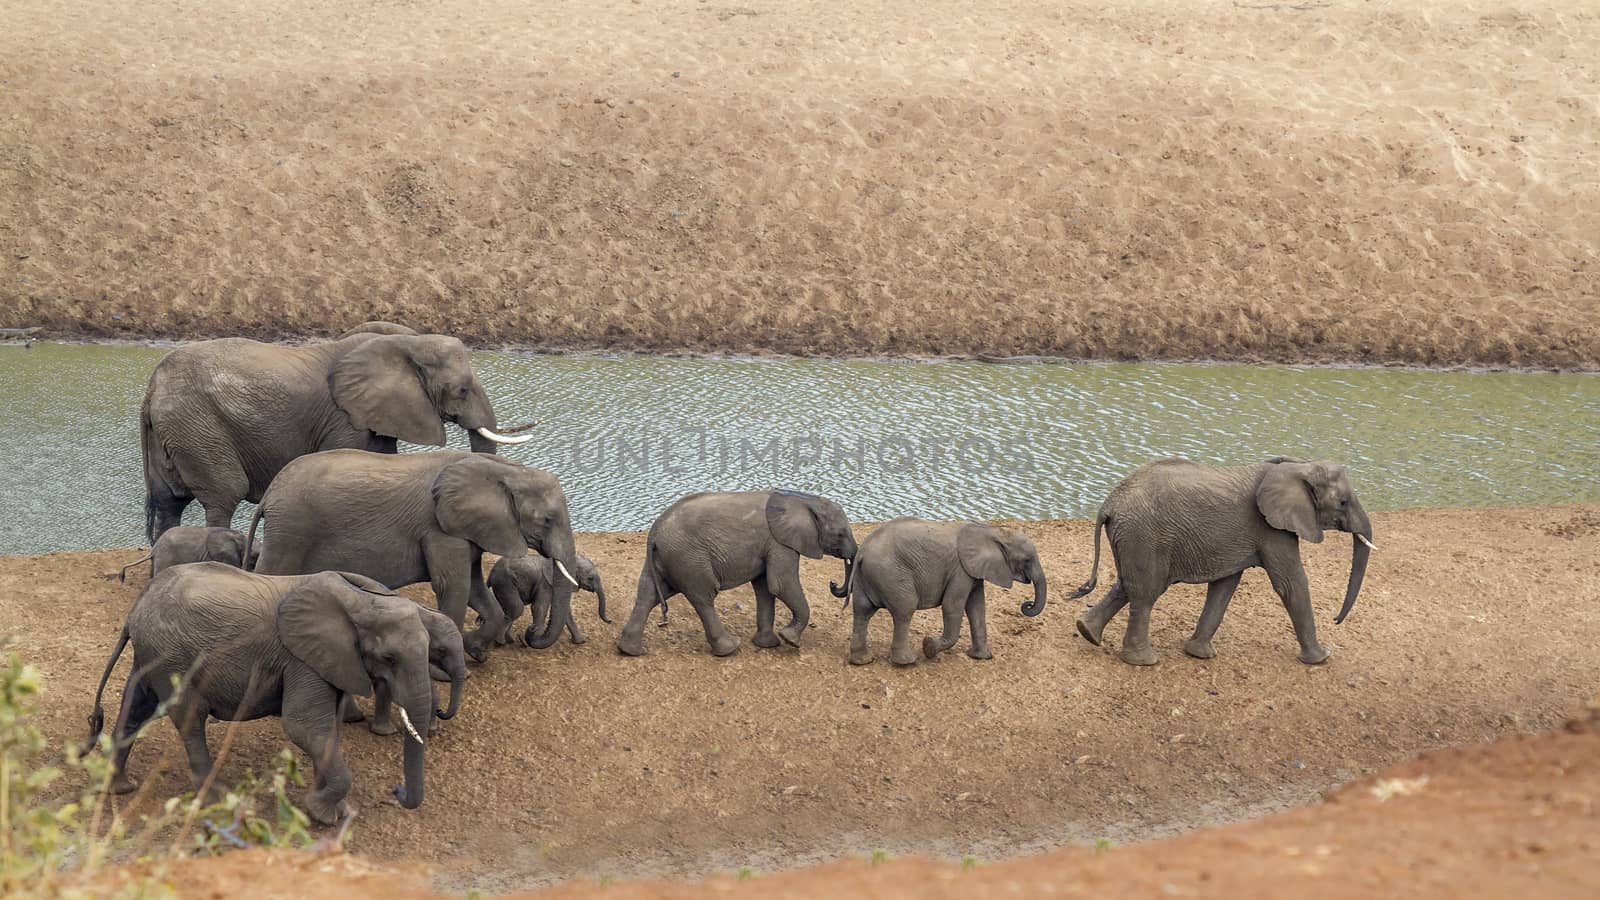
<box><xmin>1021</xmin><ymin>559</ymin><xmax>1047</xmax><ymax>618</ymax></box>
<box><xmin>830</xmin><ymin>556</ymin><xmax>855</xmax><ymax>599</ymax></box>
<box><xmin>438</xmin><ymin>656</ymin><xmax>467</xmax><ymax>721</ymax></box>
<box><xmin>393</xmin><ymin>679</ymin><xmax>432</xmax><ymax>810</ymax></box>
<box><xmin>1334</xmin><ymin>498</ymin><xmax>1374</xmax><ymax>625</ymax></box>
<box><xmin>467</xmin><ymin>430</ymin><xmax>498</xmax><ymax>454</ymax></box>
<box><xmin>594</xmin><ymin>582</ymin><xmax>611</xmax><ymax>625</ymax></box>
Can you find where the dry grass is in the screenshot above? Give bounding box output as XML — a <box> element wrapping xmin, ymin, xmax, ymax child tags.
<box><xmin>2</xmin><ymin>0</ymin><xmax>1597</xmax><ymax>367</ymax></box>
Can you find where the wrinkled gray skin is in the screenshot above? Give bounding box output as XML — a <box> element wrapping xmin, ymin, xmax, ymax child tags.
<box><xmin>84</xmin><ymin>563</ymin><xmax>466</xmax><ymax>824</ymax></box>
<box><xmin>117</xmin><ymin>526</ymin><xmax>256</xmax><ymax>583</ymax></box>
<box><xmin>1072</xmin><ymin>457</ymin><xmax>1375</xmax><ymax>666</ymax></box>
<box><xmin>842</xmin><ymin>518</ymin><xmax>1047</xmax><ymax>666</ymax></box>
<box><xmin>141</xmin><ymin>321</ymin><xmax>529</xmax><ymax>543</ymax></box>
<box><xmin>616</xmin><ymin>490</ymin><xmax>857</xmax><ymax>657</ymax></box>
<box><xmin>484</xmin><ymin>553</ymin><xmax>608</xmax><ymax>647</ymax></box>
<box><xmin>249</xmin><ymin>449</ymin><xmax>579</xmax><ymax>663</ymax></box>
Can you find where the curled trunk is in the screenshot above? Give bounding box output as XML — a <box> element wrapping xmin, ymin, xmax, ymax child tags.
<box><xmin>438</xmin><ymin>658</ymin><xmax>466</xmax><ymax>720</ymax></box>
<box><xmin>830</xmin><ymin>557</ymin><xmax>855</xmax><ymax>599</ymax></box>
<box><xmin>526</xmin><ymin>578</ymin><xmax>573</xmax><ymax>650</ymax></box>
<box><xmin>1020</xmin><ymin>559</ymin><xmax>1047</xmax><ymax>617</ymax></box>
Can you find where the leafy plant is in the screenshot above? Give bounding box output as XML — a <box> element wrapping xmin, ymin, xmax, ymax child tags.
<box><xmin>1</xmin><ymin>651</ymin><xmax>316</xmax><ymax>898</ymax></box>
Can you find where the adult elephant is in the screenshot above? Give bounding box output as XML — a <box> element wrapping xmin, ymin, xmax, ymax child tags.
<box><xmin>141</xmin><ymin>322</ymin><xmax>531</xmax><ymax>543</ymax></box>
<box><xmin>840</xmin><ymin>518</ymin><xmax>1047</xmax><ymax>666</ymax></box>
<box><xmin>1071</xmin><ymin>456</ymin><xmax>1376</xmax><ymax>666</ymax></box>
<box><xmin>615</xmin><ymin>490</ymin><xmax>857</xmax><ymax>658</ymax></box>
<box><xmin>249</xmin><ymin>449</ymin><xmax>581</xmax><ymax>660</ymax></box>
<box><xmin>85</xmin><ymin>563</ymin><xmax>466</xmax><ymax>824</ymax></box>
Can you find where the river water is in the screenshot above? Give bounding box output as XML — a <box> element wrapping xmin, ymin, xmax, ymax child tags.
<box><xmin>2</xmin><ymin>342</ymin><xmax>1596</xmax><ymax>555</ymax></box>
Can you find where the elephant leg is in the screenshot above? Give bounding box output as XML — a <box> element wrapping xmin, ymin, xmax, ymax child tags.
<box><xmin>1117</xmin><ymin>579</ymin><xmax>1165</xmax><ymax>666</ymax></box>
<box><xmin>1076</xmin><ymin>579</ymin><xmax>1129</xmax><ymax>646</ymax></box>
<box><xmin>923</xmin><ymin>582</ymin><xmax>969</xmax><ymax>660</ymax></box>
<box><xmin>339</xmin><ymin>694</ymin><xmax>366</xmax><ymax>723</ymax></box>
<box><xmin>965</xmin><ymin>583</ymin><xmax>992</xmax><ymax>660</ymax></box>
<box><xmin>369</xmin><ymin>681</ymin><xmax>397</xmax><ymax>736</ymax></box>
<box><xmin>617</xmin><ymin>567</ymin><xmax>673</xmax><ymax>657</ymax></box>
<box><xmin>202</xmin><ymin>501</ymin><xmax>239</xmax><ymax>531</ymax></box>
<box><xmin>848</xmin><ymin>590</ymin><xmax>878</xmax><ymax>666</ymax></box>
<box><xmin>768</xmin><ymin>566</ymin><xmax>811</xmax><ymax>647</ymax></box>
<box><xmin>888</xmin><ymin>603</ymin><xmax>917</xmax><ymax>666</ymax></box>
<box><xmin>147</xmin><ymin>490</ymin><xmax>188</xmax><ymax>544</ymax></box>
<box><xmin>171</xmin><ymin>697</ymin><xmax>217</xmax><ymax>799</ymax></box>
<box><xmin>1263</xmin><ymin>548</ymin><xmax>1329</xmax><ymax>665</ymax></box>
<box><xmin>686</xmin><ymin>584</ymin><xmax>740</xmax><ymax>658</ymax></box>
<box><xmin>751</xmin><ymin>579</ymin><xmax>780</xmax><ymax>648</ymax></box>
<box><xmin>422</xmin><ymin>535</ymin><xmax>483</xmax><ymax>659</ymax></box>
<box><xmin>108</xmin><ymin>671</ymin><xmax>161</xmax><ymax>794</ymax></box>
<box><xmin>1185</xmin><ymin>572</ymin><xmax>1243</xmax><ymax>660</ymax></box>
<box><xmin>465</xmin><ymin>575</ymin><xmax>501</xmax><ymax>661</ymax></box>
<box><xmin>565</xmin><ymin>613</ymin><xmax>587</xmax><ymax>645</ymax></box>
<box><xmin>282</xmin><ymin>676</ymin><xmax>352</xmax><ymax>826</ymax></box>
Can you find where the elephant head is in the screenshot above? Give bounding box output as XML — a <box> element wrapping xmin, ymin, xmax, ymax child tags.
<box><xmin>414</xmin><ymin>605</ymin><xmax>468</xmax><ymax>721</ymax></box>
<box><xmin>328</xmin><ymin>333</ymin><xmax>531</xmax><ymax>453</ymax></box>
<box><xmin>1255</xmin><ymin>459</ymin><xmax>1375</xmax><ymax>625</ymax></box>
<box><xmin>205</xmin><ymin>529</ymin><xmax>249</xmax><ymax>568</ymax></box>
<box><xmin>276</xmin><ymin>572</ymin><xmax>435</xmax><ymax>810</ymax></box>
<box><xmin>432</xmin><ymin>455</ymin><xmax>582</xmax><ymax>650</ymax></box>
<box><xmin>522</xmin><ymin>553</ymin><xmax>609</xmax><ymax>647</ymax></box>
<box><xmin>766</xmin><ymin>490</ymin><xmax>858</xmax><ymax>597</ymax></box>
<box><xmin>957</xmin><ymin>524</ymin><xmax>1048</xmax><ymax>618</ymax></box>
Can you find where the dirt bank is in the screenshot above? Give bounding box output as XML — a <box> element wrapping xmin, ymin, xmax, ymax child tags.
<box><xmin>139</xmin><ymin>706</ymin><xmax>1600</xmax><ymax>897</ymax></box>
<box><xmin>6</xmin><ymin>505</ymin><xmax>1599</xmax><ymax>893</ymax></box>
<box><xmin>3</xmin><ymin>0</ymin><xmax>1598</xmax><ymax>369</ymax></box>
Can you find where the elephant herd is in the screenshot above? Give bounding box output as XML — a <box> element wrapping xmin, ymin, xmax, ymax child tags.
<box><xmin>84</xmin><ymin>323</ymin><xmax>1377</xmax><ymax>826</ymax></box>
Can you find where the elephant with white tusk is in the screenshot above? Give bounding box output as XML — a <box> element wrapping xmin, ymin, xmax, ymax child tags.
<box><xmin>248</xmin><ymin>449</ymin><xmax>581</xmax><ymax>664</ymax></box>
<box><xmin>84</xmin><ymin>563</ymin><xmax>463</xmax><ymax>824</ymax></box>
<box><xmin>139</xmin><ymin>321</ymin><xmax>536</xmax><ymax>543</ymax></box>
<box><xmin>1072</xmin><ymin>456</ymin><xmax>1376</xmax><ymax>666</ymax></box>
<box><xmin>485</xmin><ymin>552</ymin><xmax>609</xmax><ymax>647</ymax></box>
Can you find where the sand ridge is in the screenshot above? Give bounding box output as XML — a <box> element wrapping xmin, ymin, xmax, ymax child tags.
<box><xmin>2</xmin><ymin>0</ymin><xmax>1597</xmax><ymax>368</ymax></box>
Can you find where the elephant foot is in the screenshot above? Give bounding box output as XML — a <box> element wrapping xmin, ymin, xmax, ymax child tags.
<box><xmin>1299</xmin><ymin>643</ymin><xmax>1331</xmax><ymax>665</ymax></box>
<box><xmin>709</xmin><ymin>633</ymin><xmax>741</xmax><ymax>658</ymax></box>
<box><xmin>848</xmin><ymin>649</ymin><xmax>875</xmax><ymax>666</ymax></box>
<box><xmin>463</xmin><ymin>635</ymin><xmax>493</xmax><ymax>664</ymax></box>
<box><xmin>568</xmin><ymin>629</ymin><xmax>588</xmax><ymax>645</ymax></box>
<box><xmin>967</xmin><ymin>644</ymin><xmax>993</xmax><ymax>660</ymax></box>
<box><xmin>369</xmin><ymin>718</ymin><xmax>397</xmax><ymax>737</ymax></box>
<box><xmin>777</xmin><ymin>624</ymin><xmax>804</xmax><ymax>647</ymax></box>
<box><xmin>616</xmin><ymin>632</ymin><xmax>647</xmax><ymax>657</ymax></box>
<box><xmin>304</xmin><ymin>792</ymin><xmax>348</xmax><ymax>827</ymax></box>
<box><xmin>1118</xmin><ymin>645</ymin><xmax>1159</xmax><ymax>666</ymax></box>
<box><xmin>111</xmin><ymin>773</ymin><xmax>139</xmax><ymax>795</ymax></box>
<box><xmin>1183</xmin><ymin>638</ymin><xmax>1216</xmax><ymax>660</ymax></box>
<box><xmin>921</xmin><ymin>636</ymin><xmax>947</xmax><ymax>660</ymax></box>
<box><xmin>890</xmin><ymin>647</ymin><xmax>918</xmax><ymax>667</ymax></box>
<box><xmin>1076</xmin><ymin>614</ymin><xmax>1107</xmax><ymax>647</ymax></box>
<box><xmin>752</xmin><ymin>631</ymin><xmax>781</xmax><ymax>649</ymax></box>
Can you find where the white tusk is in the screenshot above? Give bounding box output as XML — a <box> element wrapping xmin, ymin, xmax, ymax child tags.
<box><xmin>397</xmin><ymin>706</ymin><xmax>425</xmax><ymax>745</ymax></box>
<box><xmin>475</xmin><ymin>426</ymin><xmax>532</xmax><ymax>445</ymax></box>
<box><xmin>1356</xmin><ymin>534</ymin><xmax>1378</xmax><ymax>551</ymax></box>
<box><xmin>555</xmin><ymin>559</ymin><xmax>580</xmax><ymax>588</ymax></box>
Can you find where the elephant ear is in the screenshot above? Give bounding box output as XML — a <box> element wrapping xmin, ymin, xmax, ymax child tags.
<box><xmin>329</xmin><ymin>335</ymin><xmax>448</xmax><ymax>446</ymax></box>
<box><xmin>957</xmin><ymin>524</ymin><xmax>1014</xmax><ymax>588</ymax></box>
<box><xmin>433</xmin><ymin>455</ymin><xmax>529</xmax><ymax>560</ymax></box>
<box><xmin>206</xmin><ymin>530</ymin><xmax>245</xmax><ymax>566</ymax></box>
<box><xmin>765</xmin><ymin>491</ymin><xmax>824</xmax><ymax>559</ymax></box>
<box><xmin>1256</xmin><ymin>462</ymin><xmax>1324</xmax><ymax>543</ymax></box>
<box><xmin>276</xmin><ymin>573</ymin><xmax>375</xmax><ymax>698</ymax></box>
<box><xmin>334</xmin><ymin>571</ymin><xmax>399</xmax><ymax>596</ymax></box>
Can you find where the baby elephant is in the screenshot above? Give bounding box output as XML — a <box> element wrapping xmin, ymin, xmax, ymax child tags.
<box><xmin>617</xmin><ymin>490</ymin><xmax>857</xmax><ymax>657</ymax></box>
<box><xmin>117</xmin><ymin>526</ymin><xmax>257</xmax><ymax>583</ymax></box>
<box><xmin>485</xmin><ymin>553</ymin><xmax>609</xmax><ymax>647</ymax></box>
<box><xmin>843</xmin><ymin>518</ymin><xmax>1047</xmax><ymax>666</ymax></box>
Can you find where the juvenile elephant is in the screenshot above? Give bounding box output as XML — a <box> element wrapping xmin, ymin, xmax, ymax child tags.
<box><xmin>1071</xmin><ymin>457</ymin><xmax>1376</xmax><ymax>666</ymax></box>
<box><xmin>117</xmin><ymin>525</ymin><xmax>257</xmax><ymax>583</ymax></box>
<box><xmin>486</xmin><ymin>553</ymin><xmax>608</xmax><ymax>647</ymax></box>
<box><xmin>141</xmin><ymin>322</ymin><xmax>531</xmax><ymax>543</ymax></box>
<box><xmin>616</xmin><ymin>490</ymin><xmax>857</xmax><ymax>657</ymax></box>
<box><xmin>841</xmin><ymin>518</ymin><xmax>1047</xmax><ymax>666</ymax></box>
<box><xmin>85</xmin><ymin>563</ymin><xmax>466</xmax><ymax>824</ymax></box>
<box><xmin>249</xmin><ymin>449</ymin><xmax>580</xmax><ymax>660</ymax></box>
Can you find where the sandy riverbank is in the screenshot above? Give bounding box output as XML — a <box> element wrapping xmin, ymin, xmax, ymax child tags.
<box><xmin>3</xmin><ymin>0</ymin><xmax>1597</xmax><ymax>369</ymax></box>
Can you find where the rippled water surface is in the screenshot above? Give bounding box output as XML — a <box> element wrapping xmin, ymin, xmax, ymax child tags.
<box><xmin>2</xmin><ymin>342</ymin><xmax>1596</xmax><ymax>554</ymax></box>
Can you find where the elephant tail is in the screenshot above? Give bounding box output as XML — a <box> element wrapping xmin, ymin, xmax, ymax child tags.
<box><xmin>644</xmin><ymin>540</ymin><xmax>669</xmax><ymax>626</ymax></box>
<box><xmin>1068</xmin><ymin>510</ymin><xmax>1108</xmax><ymax>600</ymax></box>
<box><xmin>117</xmin><ymin>552</ymin><xmax>154</xmax><ymax>584</ymax></box>
<box><xmin>243</xmin><ymin>506</ymin><xmax>264</xmax><ymax>571</ymax></box>
<box><xmin>140</xmin><ymin>395</ymin><xmax>186</xmax><ymax>544</ymax></box>
<box><xmin>85</xmin><ymin>625</ymin><xmax>132</xmax><ymax>753</ymax></box>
